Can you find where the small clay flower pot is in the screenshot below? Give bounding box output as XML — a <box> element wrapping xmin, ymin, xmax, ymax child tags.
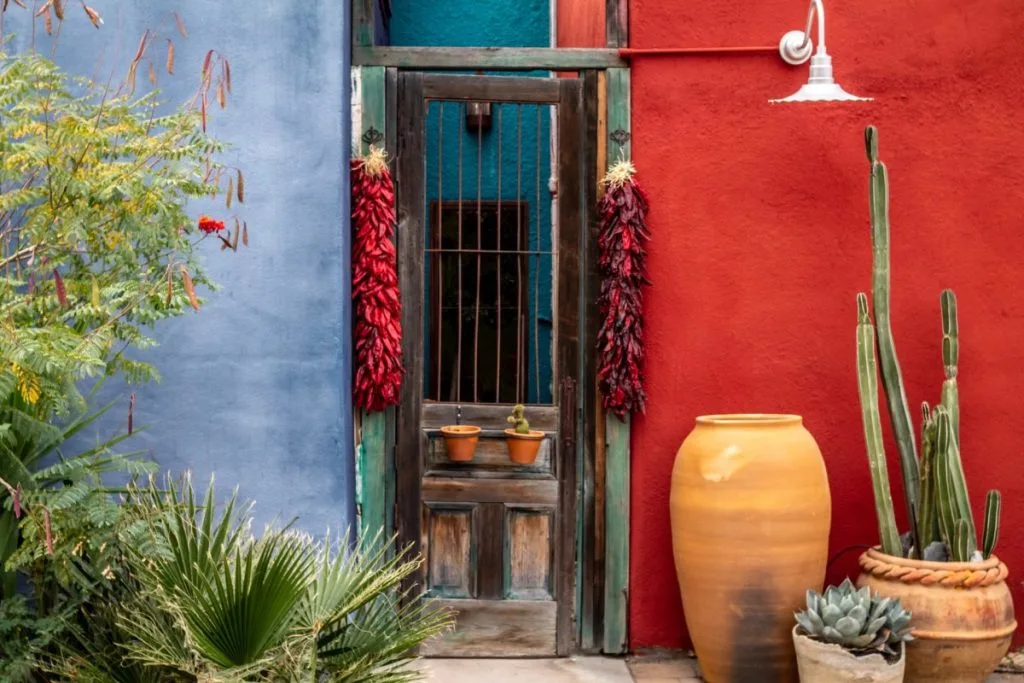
<box><xmin>440</xmin><ymin>425</ymin><xmax>481</xmax><ymax>462</ymax></box>
<box><xmin>504</xmin><ymin>428</ymin><xmax>545</xmax><ymax>465</ymax></box>
<box><xmin>793</xmin><ymin>627</ymin><xmax>906</xmax><ymax>683</ymax></box>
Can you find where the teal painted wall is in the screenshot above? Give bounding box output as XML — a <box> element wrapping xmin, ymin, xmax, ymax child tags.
<box><xmin>389</xmin><ymin>0</ymin><xmax>549</xmax><ymax>48</ymax></box>
<box><xmin>391</xmin><ymin>0</ymin><xmax>556</xmax><ymax>404</ymax></box>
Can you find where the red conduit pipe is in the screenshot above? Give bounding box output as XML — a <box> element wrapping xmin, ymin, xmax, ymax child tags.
<box><xmin>618</xmin><ymin>46</ymin><xmax>778</xmax><ymax>58</ymax></box>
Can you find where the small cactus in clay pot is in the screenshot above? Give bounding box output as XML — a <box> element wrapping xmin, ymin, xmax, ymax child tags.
<box><xmin>505</xmin><ymin>404</ymin><xmax>544</xmax><ymax>465</ymax></box>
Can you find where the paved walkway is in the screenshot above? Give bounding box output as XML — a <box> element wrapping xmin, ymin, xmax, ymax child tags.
<box><xmin>422</xmin><ymin>655</ymin><xmax>1022</xmax><ymax>682</ymax></box>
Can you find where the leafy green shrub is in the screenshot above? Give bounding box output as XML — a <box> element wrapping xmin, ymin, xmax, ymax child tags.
<box><xmin>0</xmin><ymin>44</ymin><xmax>243</xmax><ymax>414</ymax></box>
<box><xmin>0</xmin><ymin>8</ymin><xmax>251</xmax><ymax>679</ymax></box>
<box><xmin>0</xmin><ymin>3</ymin><xmax>245</xmax><ymax>593</ymax></box>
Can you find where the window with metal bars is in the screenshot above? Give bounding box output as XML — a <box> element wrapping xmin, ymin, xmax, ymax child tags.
<box><xmin>422</xmin><ymin>101</ymin><xmax>555</xmax><ymax>406</ymax></box>
<box><xmin>427</xmin><ymin>202</ymin><xmax>528</xmax><ymax>404</ymax></box>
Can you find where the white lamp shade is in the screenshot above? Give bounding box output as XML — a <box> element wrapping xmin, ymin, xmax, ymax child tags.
<box><xmin>771</xmin><ymin>81</ymin><xmax>871</xmax><ymax>103</ymax></box>
<box><xmin>771</xmin><ymin>34</ymin><xmax>871</xmax><ymax>103</ymax></box>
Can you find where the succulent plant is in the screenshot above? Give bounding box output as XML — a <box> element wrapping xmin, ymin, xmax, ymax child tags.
<box><xmin>507</xmin><ymin>404</ymin><xmax>530</xmax><ymax>434</ymax></box>
<box><xmin>795</xmin><ymin>579</ymin><xmax>913</xmax><ymax>662</ymax></box>
<box><xmin>856</xmin><ymin>126</ymin><xmax>1002</xmax><ymax>562</ymax></box>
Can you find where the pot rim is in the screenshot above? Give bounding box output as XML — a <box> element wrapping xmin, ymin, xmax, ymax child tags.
<box><xmin>864</xmin><ymin>546</ymin><xmax>1004</xmax><ymax>572</ymax></box>
<box><xmin>696</xmin><ymin>414</ymin><xmax>802</xmax><ymax>426</ymax></box>
<box><xmin>504</xmin><ymin>428</ymin><xmax>545</xmax><ymax>440</ymax></box>
<box><xmin>441</xmin><ymin>425</ymin><xmax>481</xmax><ymax>437</ymax></box>
<box><xmin>792</xmin><ymin>626</ymin><xmax>904</xmax><ymax>664</ymax></box>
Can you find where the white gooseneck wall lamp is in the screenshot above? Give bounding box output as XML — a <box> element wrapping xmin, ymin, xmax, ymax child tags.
<box><xmin>770</xmin><ymin>0</ymin><xmax>871</xmax><ymax>103</ymax></box>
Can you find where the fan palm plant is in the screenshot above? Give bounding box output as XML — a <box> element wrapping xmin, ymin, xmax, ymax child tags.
<box><xmin>104</xmin><ymin>475</ymin><xmax>451</xmax><ymax>682</ymax></box>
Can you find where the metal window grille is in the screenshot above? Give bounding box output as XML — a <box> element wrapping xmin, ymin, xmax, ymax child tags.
<box><xmin>423</xmin><ymin>101</ymin><xmax>555</xmax><ymax>405</ymax></box>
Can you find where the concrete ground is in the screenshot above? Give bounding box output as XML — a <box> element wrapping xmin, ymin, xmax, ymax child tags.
<box><xmin>421</xmin><ymin>655</ymin><xmax>1023</xmax><ymax>682</ymax></box>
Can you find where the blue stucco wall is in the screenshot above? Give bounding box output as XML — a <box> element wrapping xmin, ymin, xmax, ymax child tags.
<box><xmin>391</xmin><ymin>0</ymin><xmax>556</xmax><ymax>403</ymax></box>
<box><xmin>5</xmin><ymin>3</ymin><xmax>354</xmax><ymax>534</ymax></box>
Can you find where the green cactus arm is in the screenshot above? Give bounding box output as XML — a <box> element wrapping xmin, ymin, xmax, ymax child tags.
<box><xmin>918</xmin><ymin>403</ymin><xmax>939</xmax><ymax>545</ymax></box>
<box><xmin>865</xmin><ymin>126</ymin><xmax>880</xmax><ymax>162</ymax></box>
<box><xmin>856</xmin><ymin>293</ymin><xmax>903</xmax><ymax>556</ymax></box>
<box><xmin>983</xmin><ymin>490</ymin><xmax>1002</xmax><ymax>559</ymax></box>
<box><xmin>940</xmin><ymin>289</ymin><xmax>960</xmax><ymax>445</ymax></box>
<box><xmin>944</xmin><ymin>420</ymin><xmax>976</xmax><ymax>552</ymax></box>
<box><xmin>933</xmin><ymin>409</ymin><xmax>956</xmax><ymax>552</ymax></box>
<box><xmin>934</xmin><ymin>408</ymin><xmax>977</xmax><ymax>557</ymax></box>
<box><xmin>953</xmin><ymin>519</ymin><xmax>973</xmax><ymax>563</ymax></box>
<box><xmin>867</xmin><ymin>127</ymin><xmax>921</xmax><ymax>533</ymax></box>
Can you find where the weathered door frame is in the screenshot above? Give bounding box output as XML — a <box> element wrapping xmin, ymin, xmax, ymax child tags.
<box><xmin>394</xmin><ymin>72</ymin><xmax>583</xmax><ymax>655</ymax></box>
<box><xmin>350</xmin><ymin>0</ymin><xmax>632</xmax><ymax>654</ymax></box>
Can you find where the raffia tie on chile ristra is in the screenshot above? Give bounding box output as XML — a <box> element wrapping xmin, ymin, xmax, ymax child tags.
<box><xmin>351</xmin><ymin>146</ymin><xmax>404</xmax><ymax>412</ymax></box>
<box><xmin>597</xmin><ymin>159</ymin><xmax>650</xmax><ymax>418</ymax></box>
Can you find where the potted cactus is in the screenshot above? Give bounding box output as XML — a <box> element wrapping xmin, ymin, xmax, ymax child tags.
<box><xmin>854</xmin><ymin>126</ymin><xmax>1014</xmax><ymax>683</ymax></box>
<box><xmin>505</xmin><ymin>404</ymin><xmax>544</xmax><ymax>465</ymax></box>
<box><xmin>793</xmin><ymin>579</ymin><xmax>912</xmax><ymax>683</ymax></box>
<box><xmin>440</xmin><ymin>424</ymin><xmax>481</xmax><ymax>462</ymax></box>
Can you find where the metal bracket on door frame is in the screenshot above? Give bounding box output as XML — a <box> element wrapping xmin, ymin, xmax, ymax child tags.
<box><xmin>560</xmin><ymin>378</ymin><xmax>577</xmax><ymax>450</ymax></box>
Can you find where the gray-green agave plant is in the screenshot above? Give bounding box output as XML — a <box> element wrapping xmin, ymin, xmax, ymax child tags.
<box><xmin>795</xmin><ymin>579</ymin><xmax>913</xmax><ymax>662</ymax></box>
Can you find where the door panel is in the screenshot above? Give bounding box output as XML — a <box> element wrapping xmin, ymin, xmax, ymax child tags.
<box><xmin>396</xmin><ymin>72</ymin><xmax>582</xmax><ymax>657</ymax></box>
<box><xmin>507</xmin><ymin>507</ymin><xmax>554</xmax><ymax>600</ymax></box>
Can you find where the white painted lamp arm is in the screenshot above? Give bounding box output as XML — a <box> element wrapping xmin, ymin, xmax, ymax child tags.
<box><xmin>780</xmin><ymin>0</ymin><xmax>827</xmax><ymax>65</ymax></box>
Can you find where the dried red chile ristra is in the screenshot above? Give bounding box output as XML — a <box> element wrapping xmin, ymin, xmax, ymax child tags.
<box><xmin>596</xmin><ymin>160</ymin><xmax>650</xmax><ymax>418</ymax></box>
<box><xmin>351</xmin><ymin>147</ymin><xmax>404</xmax><ymax>412</ymax></box>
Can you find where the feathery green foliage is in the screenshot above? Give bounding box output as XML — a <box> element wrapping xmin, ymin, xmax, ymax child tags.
<box><xmin>0</xmin><ymin>10</ymin><xmax>246</xmax><ymax>676</ymax></box>
<box><xmin>0</xmin><ymin>48</ymin><xmax>237</xmax><ymax>417</ymax></box>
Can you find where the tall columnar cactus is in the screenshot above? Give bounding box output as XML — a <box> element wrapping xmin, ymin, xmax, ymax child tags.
<box><xmin>858</xmin><ymin>126</ymin><xmax>1002</xmax><ymax>562</ymax></box>
<box><xmin>865</xmin><ymin>126</ymin><xmax>921</xmax><ymax>535</ymax></box>
<box><xmin>856</xmin><ymin>293</ymin><xmax>902</xmax><ymax>556</ymax></box>
<box><xmin>940</xmin><ymin>289</ymin><xmax>960</xmax><ymax>444</ymax></box>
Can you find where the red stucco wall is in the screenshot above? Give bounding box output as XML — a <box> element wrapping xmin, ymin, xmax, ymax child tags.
<box><xmin>628</xmin><ymin>0</ymin><xmax>1024</xmax><ymax>649</ymax></box>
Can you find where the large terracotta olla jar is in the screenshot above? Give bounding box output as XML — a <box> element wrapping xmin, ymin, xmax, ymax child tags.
<box><xmin>857</xmin><ymin>548</ymin><xmax>1016</xmax><ymax>683</ymax></box>
<box><xmin>670</xmin><ymin>414</ymin><xmax>831</xmax><ymax>683</ymax></box>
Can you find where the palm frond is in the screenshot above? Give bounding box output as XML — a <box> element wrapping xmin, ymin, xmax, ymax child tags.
<box><xmin>298</xmin><ymin>532</ymin><xmax>453</xmax><ymax>682</ymax></box>
<box><xmin>316</xmin><ymin>588</ymin><xmax>451</xmax><ymax>683</ymax></box>
<box><xmin>122</xmin><ymin>476</ymin><xmax>314</xmax><ymax>673</ymax></box>
<box><xmin>182</xmin><ymin>533</ymin><xmax>314</xmax><ymax>668</ymax></box>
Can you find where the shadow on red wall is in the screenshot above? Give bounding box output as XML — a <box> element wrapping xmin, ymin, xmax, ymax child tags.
<box><xmin>628</xmin><ymin>0</ymin><xmax>1024</xmax><ymax>650</ymax></box>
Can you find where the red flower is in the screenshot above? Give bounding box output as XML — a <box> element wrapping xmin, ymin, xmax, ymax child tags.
<box><xmin>198</xmin><ymin>215</ymin><xmax>226</xmax><ymax>233</ymax></box>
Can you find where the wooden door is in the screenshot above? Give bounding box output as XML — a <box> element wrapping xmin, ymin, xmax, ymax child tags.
<box><xmin>395</xmin><ymin>73</ymin><xmax>583</xmax><ymax>657</ymax></box>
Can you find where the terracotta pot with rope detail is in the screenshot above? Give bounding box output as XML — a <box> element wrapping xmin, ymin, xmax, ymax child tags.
<box><xmin>857</xmin><ymin>548</ymin><xmax>1016</xmax><ymax>683</ymax></box>
<box><xmin>670</xmin><ymin>414</ymin><xmax>831</xmax><ymax>683</ymax></box>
